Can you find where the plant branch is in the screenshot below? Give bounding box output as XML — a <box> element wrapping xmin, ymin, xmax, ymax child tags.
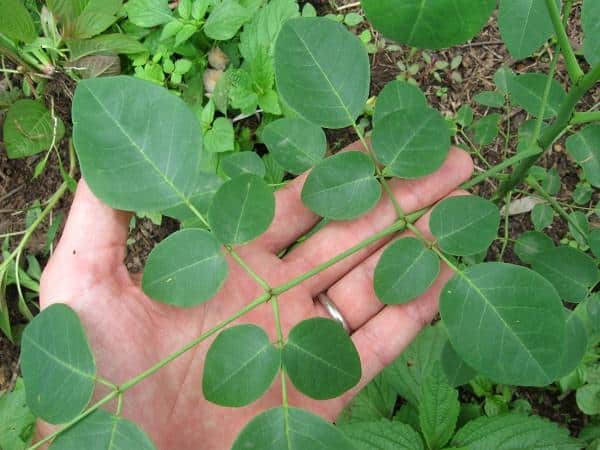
<box><xmin>545</xmin><ymin>0</ymin><xmax>583</xmax><ymax>83</ymax></box>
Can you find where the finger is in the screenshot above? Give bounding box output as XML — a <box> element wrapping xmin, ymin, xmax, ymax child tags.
<box><xmin>283</xmin><ymin>147</ymin><xmax>473</xmax><ymax>296</ymax></box>
<box><xmin>322</xmin><ymin>190</ymin><xmax>469</xmax><ymax>331</ymax></box>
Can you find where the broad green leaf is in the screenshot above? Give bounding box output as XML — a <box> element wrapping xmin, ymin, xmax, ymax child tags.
<box><xmin>262</xmin><ymin>118</ymin><xmax>327</xmax><ymax>175</ymax></box>
<box><xmin>583</xmin><ymin>0</ymin><xmax>600</xmax><ymax>65</ymax></box>
<box><xmin>372</xmin><ymin>108</ymin><xmax>450</xmax><ymax>179</ymax></box>
<box><xmin>517</xmin><ymin>119</ymin><xmax>549</xmax><ymax>152</ymax></box>
<box><xmin>48</xmin><ymin>410</ymin><xmax>155</xmax><ymax>449</ymax></box>
<box><xmin>572</xmin><ymin>182</ymin><xmax>593</xmax><ymax>205</ymax></box>
<box><xmin>142</xmin><ymin>229</ymin><xmax>227</xmax><ymax>307</ymax></box>
<box><xmin>531</xmin><ymin>203</ymin><xmax>554</xmax><ymax>230</ymax></box>
<box><xmin>419</xmin><ymin>364</ymin><xmax>460</xmax><ymax>450</ymax></box>
<box><xmin>204</xmin><ymin>117</ymin><xmax>234</xmax><ymax>153</ymax></box>
<box><xmin>340</xmin><ymin>420</ymin><xmax>424</xmax><ymax>450</ymax></box>
<box><xmin>429</xmin><ymin>196</ymin><xmax>500</xmax><ymax>256</ymax></box>
<box><xmin>470</xmin><ymin>113</ymin><xmax>500</xmax><ymax>146</ymax></box>
<box><xmin>493</xmin><ymin>66</ymin><xmax>512</xmax><ymax>94</ymax></box>
<box><xmin>514</xmin><ymin>231</ymin><xmax>555</xmax><ymax>265</ymax></box>
<box><xmin>208</xmin><ymin>174</ymin><xmax>275</xmax><ymax>244</ymax></box>
<box><xmin>374</xmin><ymin>237</ymin><xmax>440</xmax><ymax>305</ymax></box>
<box><xmin>498</xmin><ymin>0</ymin><xmax>559</xmax><ymax>60</ymax></box>
<box><xmin>21</xmin><ymin>304</ymin><xmax>96</xmax><ymax>424</ymax></box>
<box><xmin>473</xmin><ymin>91</ymin><xmax>504</xmax><ymax>108</ymax></box>
<box><xmin>451</xmin><ymin>414</ymin><xmax>580</xmax><ymax>449</ymax></box>
<box><xmin>283</xmin><ymin>318</ymin><xmax>361</xmax><ymax>400</ymax></box>
<box><xmin>455</xmin><ymin>105</ymin><xmax>474</xmax><ymax>128</ymax></box>
<box><xmin>47</xmin><ymin>0</ymin><xmax>87</xmax><ymax>21</ymax></box>
<box><xmin>568</xmin><ymin>211</ymin><xmax>589</xmax><ymax>247</ymax></box>
<box><xmin>73</xmin><ymin>76</ymin><xmax>203</xmax><ymax>212</ymax></box>
<box><xmin>440</xmin><ymin>263</ymin><xmax>566</xmax><ymax>386</ymax></box>
<box><xmin>301</xmin><ymin>152</ymin><xmax>381</xmax><ymax>220</ymax></box>
<box><xmin>440</xmin><ymin>342</ymin><xmax>477</xmax><ymax>387</ymax></box>
<box><xmin>337</xmin><ymin>374</ymin><xmax>396</xmax><ymax>425</ymax></box>
<box><xmin>73</xmin><ymin>11</ymin><xmax>119</xmax><ymax>39</ymax></box>
<box><xmin>202</xmin><ymin>324</ymin><xmax>280</xmax><ymax>407</ymax></box>
<box><xmin>0</xmin><ymin>0</ymin><xmax>36</xmax><ymax>43</ymax></box>
<box><xmin>566</xmin><ymin>125</ymin><xmax>600</xmax><ymax>188</ymax></box>
<box><xmin>3</xmin><ymin>100</ymin><xmax>65</xmax><ymax>159</ymax></box>
<box><xmin>125</xmin><ymin>0</ymin><xmax>172</xmax><ymax>27</ymax></box>
<box><xmin>557</xmin><ymin>310</ymin><xmax>587</xmax><ymax>379</ymax></box>
<box><xmin>222</xmin><ymin>152</ymin><xmax>266</xmax><ymax>178</ymax></box>
<box><xmin>531</xmin><ymin>246</ymin><xmax>600</xmax><ymax>303</ymax></box>
<box><xmin>361</xmin><ymin>0</ymin><xmax>495</xmax><ymax>49</ymax></box>
<box><xmin>374</xmin><ymin>80</ymin><xmax>428</xmax><ymax>125</ymax></box>
<box><xmin>590</xmin><ymin>228</ymin><xmax>600</xmax><ymax>259</ymax></box>
<box><xmin>204</xmin><ymin>0</ymin><xmax>251</xmax><ymax>40</ymax></box>
<box><xmin>274</xmin><ymin>17</ymin><xmax>370</xmax><ymax>129</ymax></box>
<box><xmin>67</xmin><ymin>34</ymin><xmax>146</xmax><ymax>59</ymax></box>
<box><xmin>0</xmin><ymin>379</ymin><xmax>35</xmax><ymax>450</ymax></box>
<box><xmin>232</xmin><ymin>407</ymin><xmax>355</xmax><ymax>450</ymax></box>
<box><xmin>384</xmin><ymin>325</ymin><xmax>446</xmax><ymax>406</ymax></box>
<box><xmin>506</xmin><ymin>73</ymin><xmax>567</xmax><ymax>119</ymax></box>
<box><xmin>577</xmin><ymin>384</ymin><xmax>600</xmax><ymax>415</ymax></box>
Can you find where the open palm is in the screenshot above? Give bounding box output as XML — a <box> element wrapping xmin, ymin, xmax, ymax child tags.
<box><xmin>38</xmin><ymin>145</ymin><xmax>472</xmax><ymax>449</ymax></box>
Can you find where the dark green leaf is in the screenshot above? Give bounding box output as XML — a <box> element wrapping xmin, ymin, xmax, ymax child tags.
<box><xmin>262</xmin><ymin>118</ymin><xmax>327</xmax><ymax>175</ymax></box>
<box><xmin>514</xmin><ymin>231</ymin><xmax>554</xmax><ymax>265</ymax></box>
<box><xmin>566</xmin><ymin>124</ymin><xmax>600</xmax><ymax>188</ymax></box>
<box><xmin>583</xmin><ymin>0</ymin><xmax>600</xmax><ymax>66</ymax></box>
<box><xmin>142</xmin><ymin>229</ymin><xmax>228</xmax><ymax>307</ymax></box>
<box><xmin>283</xmin><ymin>318</ymin><xmax>361</xmax><ymax>400</ymax></box>
<box><xmin>374</xmin><ymin>237</ymin><xmax>440</xmax><ymax>305</ymax></box>
<box><xmin>440</xmin><ymin>263</ymin><xmax>566</xmax><ymax>386</ymax></box>
<box><xmin>361</xmin><ymin>0</ymin><xmax>495</xmax><ymax>49</ymax></box>
<box><xmin>557</xmin><ymin>310</ymin><xmax>587</xmax><ymax>379</ymax></box>
<box><xmin>301</xmin><ymin>152</ymin><xmax>381</xmax><ymax>220</ymax></box>
<box><xmin>205</xmin><ymin>0</ymin><xmax>251</xmax><ymax>40</ymax></box>
<box><xmin>0</xmin><ymin>379</ymin><xmax>35</xmax><ymax>450</ymax></box>
<box><xmin>21</xmin><ymin>304</ymin><xmax>96</xmax><ymax>424</ymax></box>
<box><xmin>341</xmin><ymin>420</ymin><xmax>424</xmax><ymax>450</ymax></box>
<box><xmin>430</xmin><ymin>196</ymin><xmax>500</xmax><ymax>256</ymax></box>
<box><xmin>337</xmin><ymin>374</ymin><xmax>396</xmax><ymax>425</ymax></box>
<box><xmin>208</xmin><ymin>174</ymin><xmax>275</xmax><ymax>244</ymax></box>
<box><xmin>590</xmin><ymin>228</ymin><xmax>600</xmax><ymax>259</ymax></box>
<box><xmin>222</xmin><ymin>152</ymin><xmax>266</xmax><ymax>178</ymax></box>
<box><xmin>473</xmin><ymin>91</ymin><xmax>504</xmax><ymax>108</ymax></box>
<box><xmin>274</xmin><ymin>17</ymin><xmax>370</xmax><ymax>128</ymax></box>
<box><xmin>441</xmin><ymin>342</ymin><xmax>477</xmax><ymax>387</ymax></box>
<box><xmin>67</xmin><ymin>34</ymin><xmax>146</xmax><ymax>59</ymax></box>
<box><xmin>532</xmin><ymin>246</ymin><xmax>600</xmax><ymax>303</ymax></box>
<box><xmin>506</xmin><ymin>73</ymin><xmax>567</xmax><ymax>119</ymax></box>
<box><xmin>374</xmin><ymin>80</ymin><xmax>428</xmax><ymax>125</ymax></box>
<box><xmin>470</xmin><ymin>113</ymin><xmax>500</xmax><ymax>146</ymax></box>
<box><xmin>572</xmin><ymin>182</ymin><xmax>593</xmax><ymax>205</ymax></box>
<box><xmin>0</xmin><ymin>0</ymin><xmax>36</xmax><ymax>43</ymax></box>
<box><xmin>203</xmin><ymin>324</ymin><xmax>280</xmax><ymax>407</ymax></box>
<box><xmin>531</xmin><ymin>203</ymin><xmax>554</xmax><ymax>230</ymax></box>
<box><xmin>125</xmin><ymin>0</ymin><xmax>172</xmax><ymax>27</ymax></box>
<box><xmin>455</xmin><ymin>105</ymin><xmax>474</xmax><ymax>128</ymax></box>
<box><xmin>568</xmin><ymin>211</ymin><xmax>589</xmax><ymax>247</ymax></box>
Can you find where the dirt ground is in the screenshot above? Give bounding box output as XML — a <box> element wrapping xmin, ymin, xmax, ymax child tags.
<box><xmin>1</xmin><ymin>0</ymin><xmax>598</xmax><ymax>435</ymax></box>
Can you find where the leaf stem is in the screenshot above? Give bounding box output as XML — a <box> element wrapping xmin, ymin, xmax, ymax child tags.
<box><xmin>570</xmin><ymin>111</ymin><xmax>600</xmax><ymax>125</ymax></box>
<box><xmin>545</xmin><ymin>0</ymin><xmax>583</xmax><ymax>83</ymax></box>
<box><xmin>227</xmin><ymin>246</ymin><xmax>271</xmax><ymax>292</ymax></box>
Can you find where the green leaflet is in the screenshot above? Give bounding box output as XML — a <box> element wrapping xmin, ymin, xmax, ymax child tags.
<box><xmin>429</xmin><ymin>196</ymin><xmax>500</xmax><ymax>256</ymax></box>
<box><xmin>506</xmin><ymin>73</ymin><xmax>567</xmax><ymax>119</ymax></box>
<box><xmin>21</xmin><ymin>304</ymin><xmax>96</xmax><ymax>424</ymax></box>
<box><xmin>514</xmin><ymin>231</ymin><xmax>555</xmax><ymax>265</ymax></box>
<box><xmin>203</xmin><ymin>324</ymin><xmax>280</xmax><ymax>407</ymax></box>
<box><xmin>0</xmin><ymin>0</ymin><xmax>36</xmax><ymax>43</ymax></box>
<box><xmin>374</xmin><ymin>237</ymin><xmax>440</xmax><ymax>305</ymax></box>
<box><xmin>531</xmin><ymin>203</ymin><xmax>554</xmax><ymax>230</ymax></box>
<box><xmin>125</xmin><ymin>0</ymin><xmax>172</xmax><ymax>27</ymax></box>
<box><xmin>361</xmin><ymin>0</ymin><xmax>496</xmax><ymax>49</ymax></box>
<box><xmin>440</xmin><ymin>263</ymin><xmax>566</xmax><ymax>386</ymax></box>
<box><xmin>283</xmin><ymin>318</ymin><xmax>361</xmax><ymax>400</ymax></box>
<box><xmin>232</xmin><ymin>407</ymin><xmax>356</xmax><ymax>450</ymax></box>
<box><xmin>373</xmin><ymin>80</ymin><xmax>428</xmax><ymax>125</ymax></box>
<box><xmin>340</xmin><ymin>420</ymin><xmax>424</xmax><ymax>450</ymax></box>
<box><xmin>0</xmin><ymin>379</ymin><xmax>35</xmax><ymax>450</ymax></box>
<box><xmin>577</xmin><ymin>384</ymin><xmax>600</xmax><ymax>415</ymax></box>
<box><xmin>557</xmin><ymin>310</ymin><xmax>587</xmax><ymax>379</ymax></box>
<box><xmin>66</xmin><ymin>34</ymin><xmax>146</xmax><ymax>59</ymax></box>
<box><xmin>142</xmin><ymin>229</ymin><xmax>228</xmax><ymax>307</ymax></box>
<box><xmin>566</xmin><ymin>124</ymin><xmax>600</xmax><ymax>188</ymax></box>
<box><xmin>531</xmin><ymin>246</ymin><xmax>600</xmax><ymax>303</ymax></box>
<box><xmin>3</xmin><ymin>100</ymin><xmax>65</xmax><ymax>159</ymax></box>
<box><xmin>582</xmin><ymin>0</ymin><xmax>600</xmax><ymax>66</ymax></box>
<box><xmin>274</xmin><ymin>17</ymin><xmax>370</xmax><ymax>129</ymax></box>
<box><xmin>49</xmin><ymin>410</ymin><xmax>156</xmax><ymax>449</ymax></box>
<box><xmin>470</xmin><ymin>113</ymin><xmax>500</xmax><ymax>146</ymax></box>
<box><xmin>72</xmin><ymin>76</ymin><xmax>204</xmax><ymax>213</ymax></box>
<box><xmin>222</xmin><ymin>152</ymin><xmax>266</xmax><ymax>178</ymax></box>
<box><xmin>205</xmin><ymin>0</ymin><xmax>251</xmax><ymax>40</ymax></box>
<box><xmin>473</xmin><ymin>91</ymin><xmax>505</xmax><ymax>108</ymax></box>
<box><xmin>208</xmin><ymin>174</ymin><xmax>275</xmax><ymax>244</ymax></box>
<box><xmin>204</xmin><ymin>117</ymin><xmax>235</xmax><ymax>153</ymax></box>
<box><xmin>301</xmin><ymin>152</ymin><xmax>381</xmax><ymax>220</ymax></box>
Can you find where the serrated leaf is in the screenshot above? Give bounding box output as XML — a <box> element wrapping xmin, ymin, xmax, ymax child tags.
<box><xmin>374</xmin><ymin>237</ymin><xmax>440</xmax><ymax>305</ymax></box>
<box><xmin>440</xmin><ymin>263</ymin><xmax>566</xmax><ymax>386</ymax></box>
<box><xmin>125</xmin><ymin>0</ymin><xmax>172</xmax><ymax>27</ymax></box>
<box><xmin>202</xmin><ymin>324</ymin><xmax>280</xmax><ymax>407</ymax></box>
<box><xmin>514</xmin><ymin>231</ymin><xmax>554</xmax><ymax>265</ymax></box>
<box><xmin>204</xmin><ymin>0</ymin><xmax>251</xmax><ymax>40</ymax></box>
<box><xmin>340</xmin><ymin>420</ymin><xmax>424</xmax><ymax>450</ymax></box>
<box><xmin>0</xmin><ymin>0</ymin><xmax>36</xmax><ymax>43</ymax></box>
<box><xmin>506</xmin><ymin>73</ymin><xmax>567</xmax><ymax>119</ymax></box>
<box><xmin>142</xmin><ymin>229</ymin><xmax>228</xmax><ymax>307</ymax></box>
<box><xmin>583</xmin><ymin>0</ymin><xmax>600</xmax><ymax>66</ymax></box>
<box><xmin>21</xmin><ymin>304</ymin><xmax>96</xmax><ymax>424</ymax></box>
<box><xmin>222</xmin><ymin>152</ymin><xmax>266</xmax><ymax>178</ymax></box>
<box><xmin>430</xmin><ymin>196</ymin><xmax>500</xmax><ymax>256</ymax></box>
<box><xmin>566</xmin><ymin>124</ymin><xmax>600</xmax><ymax>188</ymax></box>
<box><xmin>274</xmin><ymin>17</ymin><xmax>370</xmax><ymax>129</ymax></box>
<box><xmin>337</xmin><ymin>374</ymin><xmax>396</xmax><ymax>425</ymax></box>
<box><xmin>361</xmin><ymin>0</ymin><xmax>495</xmax><ymax>49</ymax></box>
<box><xmin>301</xmin><ymin>152</ymin><xmax>381</xmax><ymax>220</ymax></box>
<box><xmin>262</xmin><ymin>118</ymin><xmax>327</xmax><ymax>175</ymax></box>
<box><xmin>283</xmin><ymin>318</ymin><xmax>361</xmax><ymax>400</ymax></box>
<box><xmin>531</xmin><ymin>246</ymin><xmax>600</xmax><ymax>303</ymax></box>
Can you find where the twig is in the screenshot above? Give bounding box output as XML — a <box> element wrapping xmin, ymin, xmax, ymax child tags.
<box><xmin>337</xmin><ymin>1</ymin><xmax>360</xmax><ymax>11</ymax></box>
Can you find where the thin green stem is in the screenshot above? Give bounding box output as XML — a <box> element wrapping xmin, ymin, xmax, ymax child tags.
<box><xmin>116</xmin><ymin>393</ymin><xmax>124</xmax><ymax>416</ymax></box>
<box><xmin>458</xmin><ymin>129</ymin><xmax>491</xmax><ymax>169</ymax></box>
<box><xmin>545</xmin><ymin>0</ymin><xmax>583</xmax><ymax>83</ymax></box>
<box><xmin>271</xmin><ymin>296</ymin><xmax>285</xmax><ymax>346</ymax></box>
<box><xmin>96</xmin><ymin>377</ymin><xmax>118</xmax><ymax>391</ymax></box>
<box><xmin>227</xmin><ymin>246</ymin><xmax>271</xmax><ymax>292</ymax></box>
<box><xmin>571</xmin><ymin>111</ymin><xmax>600</xmax><ymax>125</ymax></box>
<box><xmin>530</xmin><ymin>51</ymin><xmax>559</xmax><ymax>148</ymax></box>
<box><xmin>498</xmin><ymin>192</ymin><xmax>511</xmax><ymax>261</ymax></box>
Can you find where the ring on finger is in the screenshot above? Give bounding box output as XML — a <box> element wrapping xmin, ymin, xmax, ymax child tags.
<box><xmin>314</xmin><ymin>293</ymin><xmax>351</xmax><ymax>334</ymax></box>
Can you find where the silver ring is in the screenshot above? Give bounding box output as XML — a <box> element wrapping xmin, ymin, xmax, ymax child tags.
<box><xmin>315</xmin><ymin>293</ymin><xmax>351</xmax><ymax>334</ymax></box>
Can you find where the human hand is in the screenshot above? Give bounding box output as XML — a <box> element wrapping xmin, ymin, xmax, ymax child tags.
<box><xmin>38</xmin><ymin>143</ymin><xmax>473</xmax><ymax>449</ymax></box>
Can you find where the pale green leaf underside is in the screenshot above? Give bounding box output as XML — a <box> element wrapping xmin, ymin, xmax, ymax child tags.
<box><xmin>566</xmin><ymin>124</ymin><xmax>600</xmax><ymax>188</ymax></box>
<box><xmin>582</xmin><ymin>0</ymin><xmax>600</xmax><ymax>65</ymax></box>
<box><xmin>506</xmin><ymin>73</ymin><xmax>567</xmax><ymax>119</ymax></box>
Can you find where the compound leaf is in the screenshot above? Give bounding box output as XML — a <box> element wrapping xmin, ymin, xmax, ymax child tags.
<box><xmin>583</xmin><ymin>0</ymin><xmax>600</xmax><ymax>66</ymax></box>
<box><xmin>506</xmin><ymin>73</ymin><xmax>567</xmax><ymax>119</ymax></box>
<box><xmin>0</xmin><ymin>0</ymin><xmax>36</xmax><ymax>43</ymax></box>
<box><xmin>49</xmin><ymin>410</ymin><xmax>155</xmax><ymax>450</ymax></box>
<box><xmin>232</xmin><ymin>407</ymin><xmax>355</xmax><ymax>450</ymax></box>
<box><xmin>262</xmin><ymin>118</ymin><xmax>327</xmax><ymax>175</ymax></box>
<box><xmin>440</xmin><ymin>263</ymin><xmax>566</xmax><ymax>386</ymax></box>
<box><xmin>374</xmin><ymin>237</ymin><xmax>440</xmax><ymax>305</ymax></box>
<box><xmin>73</xmin><ymin>76</ymin><xmax>204</xmax><ymax>212</ymax></box>
<box><xmin>430</xmin><ymin>196</ymin><xmax>500</xmax><ymax>256</ymax></box>
<box><xmin>301</xmin><ymin>152</ymin><xmax>381</xmax><ymax>220</ymax></box>
<box><xmin>142</xmin><ymin>229</ymin><xmax>228</xmax><ymax>307</ymax></box>
<box><xmin>341</xmin><ymin>420</ymin><xmax>424</xmax><ymax>450</ymax></box>
<box><xmin>531</xmin><ymin>246</ymin><xmax>600</xmax><ymax>303</ymax></box>
<box><xmin>566</xmin><ymin>124</ymin><xmax>600</xmax><ymax>188</ymax></box>
<box><xmin>514</xmin><ymin>231</ymin><xmax>554</xmax><ymax>265</ymax></box>
<box><xmin>361</xmin><ymin>0</ymin><xmax>495</xmax><ymax>49</ymax></box>
<box><xmin>203</xmin><ymin>324</ymin><xmax>280</xmax><ymax>407</ymax></box>
<box><xmin>21</xmin><ymin>304</ymin><xmax>96</xmax><ymax>424</ymax></box>
<box><xmin>283</xmin><ymin>318</ymin><xmax>361</xmax><ymax>400</ymax></box>
<box><xmin>274</xmin><ymin>17</ymin><xmax>370</xmax><ymax>128</ymax></box>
